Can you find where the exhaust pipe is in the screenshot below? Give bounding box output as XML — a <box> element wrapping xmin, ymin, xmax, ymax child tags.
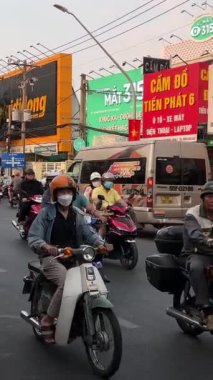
<box><xmin>20</xmin><ymin>310</ymin><xmax>40</xmax><ymax>331</ymax></box>
<box><xmin>12</xmin><ymin>220</ymin><xmax>18</xmax><ymax>229</ymax></box>
<box><xmin>166</xmin><ymin>307</ymin><xmax>210</xmax><ymax>331</ymax></box>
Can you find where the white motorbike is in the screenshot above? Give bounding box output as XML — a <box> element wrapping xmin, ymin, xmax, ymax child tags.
<box><xmin>21</xmin><ymin>245</ymin><xmax>122</xmax><ymax>378</ymax></box>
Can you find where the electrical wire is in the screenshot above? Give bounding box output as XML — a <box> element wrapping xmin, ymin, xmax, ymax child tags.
<box><xmin>52</xmin><ymin>1</ymin><xmax>158</xmax><ymax>51</ymax></box>
<box><xmin>70</xmin><ymin>0</ymin><xmax>190</xmax><ymax>56</ymax></box>
<box><xmin>55</xmin><ymin>0</ymin><xmax>169</xmax><ymax>53</ymax></box>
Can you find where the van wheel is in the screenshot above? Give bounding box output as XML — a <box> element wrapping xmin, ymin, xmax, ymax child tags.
<box><xmin>153</xmin><ymin>224</ymin><xmax>164</xmax><ymax>229</ymax></box>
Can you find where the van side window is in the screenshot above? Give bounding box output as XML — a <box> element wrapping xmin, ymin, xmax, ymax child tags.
<box><xmin>67</xmin><ymin>162</ymin><xmax>81</xmax><ymax>180</ymax></box>
<box><xmin>81</xmin><ymin>158</ymin><xmax>146</xmax><ymax>184</ymax></box>
<box><xmin>156</xmin><ymin>157</ymin><xmax>206</xmax><ymax>185</ymax></box>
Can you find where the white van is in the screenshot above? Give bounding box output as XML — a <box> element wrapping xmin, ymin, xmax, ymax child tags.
<box><xmin>68</xmin><ymin>141</ymin><xmax>211</xmax><ymax>227</ymax></box>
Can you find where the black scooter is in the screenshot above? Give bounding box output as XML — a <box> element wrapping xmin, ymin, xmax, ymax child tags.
<box><xmin>145</xmin><ymin>226</ymin><xmax>213</xmax><ymax>336</ymax></box>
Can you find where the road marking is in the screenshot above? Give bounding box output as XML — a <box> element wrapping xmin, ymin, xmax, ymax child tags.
<box><xmin>118</xmin><ymin>317</ymin><xmax>140</xmax><ymax>329</ymax></box>
<box><xmin>0</xmin><ymin>314</ymin><xmax>20</xmax><ymax>320</ymax></box>
<box><xmin>0</xmin><ymin>268</ymin><xmax>7</xmax><ymax>273</ymax></box>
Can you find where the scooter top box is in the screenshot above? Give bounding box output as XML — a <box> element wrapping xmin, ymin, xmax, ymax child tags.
<box><xmin>155</xmin><ymin>226</ymin><xmax>183</xmax><ymax>256</ymax></box>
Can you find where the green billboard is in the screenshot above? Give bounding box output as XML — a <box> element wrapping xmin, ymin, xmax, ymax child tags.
<box><xmin>191</xmin><ymin>14</ymin><xmax>213</xmax><ymax>42</ymax></box>
<box><xmin>86</xmin><ymin>68</ymin><xmax>143</xmax><ymax>146</ymax></box>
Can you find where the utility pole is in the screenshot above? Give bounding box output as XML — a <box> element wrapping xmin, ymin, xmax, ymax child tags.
<box><xmin>7</xmin><ymin>105</ymin><xmax>12</xmax><ymax>153</ymax></box>
<box><xmin>8</xmin><ymin>59</ymin><xmax>38</xmax><ymax>169</ymax></box>
<box><xmin>20</xmin><ymin>64</ymin><xmax>27</xmax><ymax>157</ymax></box>
<box><xmin>79</xmin><ymin>73</ymin><xmax>87</xmax><ymax>140</ymax></box>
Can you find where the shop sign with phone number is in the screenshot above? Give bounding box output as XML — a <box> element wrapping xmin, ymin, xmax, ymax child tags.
<box><xmin>191</xmin><ymin>15</ymin><xmax>213</xmax><ymax>42</ymax></box>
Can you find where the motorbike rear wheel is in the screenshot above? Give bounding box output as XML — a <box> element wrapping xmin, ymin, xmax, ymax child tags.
<box><xmin>173</xmin><ymin>289</ymin><xmax>203</xmax><ymax>336</ymax></box>
<box><xmin>120</xmin><ymin>241</ymin><xmax>138</xmax><ymax>270</ymax></box>
<box><xmin>85</xmin><ymin>307</ymin><xmax>122</xmax><ymax>379</ymax></box>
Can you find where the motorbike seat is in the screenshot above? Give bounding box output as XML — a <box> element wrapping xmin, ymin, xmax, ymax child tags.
<box><xmin>28</xmin><ymin>260</ymin><xmax>43</xmax><ymax>274</ymax></box>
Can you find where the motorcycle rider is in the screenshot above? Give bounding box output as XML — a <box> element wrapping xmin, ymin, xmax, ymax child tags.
<box><xmin>42</xmin><ymin>173</ymin><xmax>105</xmax><ymax>222</ymax></box>
<box><xmin>183</xmin><ymin>181</ymin><xmax>213</xmax><ymax>328</ymax></box>
<box><xmin>84</xmin><ymin>172</ymin><xmax>102</xmax><ymax>201</ymax></box>
<box><xmin>28</xmin><ymin>175</ymin><xmax>111</xmax><ymax>343</ymax></box>
<box><xmin>18</xmin><ymin>169</ymin><xmax>43</xmax><ymax>227</ymax></box>
<box><xmin>92</xmin><ymin>172</ymin><xmax>127</xmax><ymax>209</ymax></box>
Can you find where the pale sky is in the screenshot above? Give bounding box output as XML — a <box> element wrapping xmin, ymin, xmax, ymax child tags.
<box><xmin>0</xmin><ymin>0</ymin><xmax>212</xmax><ymax>89</ymax></box>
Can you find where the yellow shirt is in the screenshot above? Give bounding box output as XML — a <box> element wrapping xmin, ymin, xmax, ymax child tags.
<box><xmin>92</xmin><ymin>185</ymin><xmax>121</xmax><ymax>208</ymax></box>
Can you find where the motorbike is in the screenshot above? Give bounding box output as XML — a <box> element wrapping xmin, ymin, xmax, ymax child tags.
<box><xmin>8</xmin><ymin>185</ymin><xmax>19</xmax><ymax>207</ymax></box>
<box><xmin>21</xmin><ymin>245</ymin><xmax>122</xmax><ymax>378</ymax></box>
<box><xmin>145</xmin><ymin>226</ymin><xmax>213</xmax><ymax>336</ymax></box>
<box><xmin>12</xmin><ymin>194</ymin><xmax>42</xmax><ymax>239</ymax></box>
<box><xmin>0</xmin><ymin>184</ymin><xmax>3</xmax><ymax>200</ymax></box>
<box><xmin>91</xmin><ymin>196</ymin><xmax>138</xmax><ymax>270</ymax></box>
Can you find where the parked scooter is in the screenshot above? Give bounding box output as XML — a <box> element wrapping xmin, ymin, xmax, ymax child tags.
<box><xmin>12</xmin><ymin>194</ymin><xmax>42</xmax><ymax>239</ymax></box>
<box><xmin>21</xmin><ymin>245</ymin><xmax>122</xmax><ymax>378</ymax></box>
<box><xmin>92</xmin><ymin>196</ymin><xmax>138</xmax><ymax>270</ymax></box>
<box><xmin>145</xmin><ymin>226</ymin><xmax>213</xmax><ymax>336</ymax></box>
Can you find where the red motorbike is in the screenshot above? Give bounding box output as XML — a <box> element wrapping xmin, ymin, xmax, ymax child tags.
<box><xmin>92</xmin><ymin>197</ymin><xmax>138</xmax><ymax>270</ymax></box>
<box><xmin>12</xmin><ymin>194</ymin><xmax>42</xmax><ymax>239</ymax></box>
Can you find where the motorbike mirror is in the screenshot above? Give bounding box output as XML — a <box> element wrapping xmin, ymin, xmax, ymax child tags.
<box><xmin>97</xmin><ymin>195</ymin><xmax>105</xmax><ymax>201</ymax></box>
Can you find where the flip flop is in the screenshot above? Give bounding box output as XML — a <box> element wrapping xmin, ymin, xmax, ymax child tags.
<box><xmin>41</xmin><ymin>324</ymin><xmax>55</xmax><ymax>344</ymax></box>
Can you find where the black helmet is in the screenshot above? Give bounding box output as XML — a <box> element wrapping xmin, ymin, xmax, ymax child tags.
<box><xmin>201</xmin><ymin>181</ymin><xmax>213</xmax><ymax>199</ymax></box>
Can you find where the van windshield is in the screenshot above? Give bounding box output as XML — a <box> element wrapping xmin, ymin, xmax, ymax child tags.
<box><xmin>81</xmin><ymin>158</ymin><xmax>146</xmax><ymax>184</ymax></box>
<box><xmin>155</xmin><ymin>157</ymin><xmax>206</xmax><ymax>185</ymax></box>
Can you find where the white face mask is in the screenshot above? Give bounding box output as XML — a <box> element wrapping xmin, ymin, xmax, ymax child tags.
<box><xmin>57</xmin><ymin>194</ymin><xmax>73</xmax><ymax>207</ymax></box>
<box><xmin>92</xmin><ymin>181</ymin><xmax>101</xmax><ymax>188</ymax></box>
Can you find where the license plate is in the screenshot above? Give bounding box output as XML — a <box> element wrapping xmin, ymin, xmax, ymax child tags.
<box><xmin>161</xmin><ymin>195</ymin><xmax>173</xmax><ymax>204</ymax></box>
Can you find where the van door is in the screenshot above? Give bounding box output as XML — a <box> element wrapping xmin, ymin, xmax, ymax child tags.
<box><xmin>180</xmin><ymin>144</ymin><xmax>207</xmax><ymax>218</ymax></box>
<box><xmin>153</xmin><ymin>142</ymin><xmax>182</xmax><ymax>219</ymax></box>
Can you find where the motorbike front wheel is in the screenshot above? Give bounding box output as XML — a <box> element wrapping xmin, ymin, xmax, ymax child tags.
<box><xmin>85</xmin><ymin>307</ymin><xmax>122</xmax><ymax>379</ymax></box>
<box><xmin>120</xmin><ymin>241</ymin><xmax>138</xmax><ymax>270</ymax></box>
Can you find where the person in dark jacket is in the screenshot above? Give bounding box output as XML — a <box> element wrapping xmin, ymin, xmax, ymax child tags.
<box><xmin>183</xmin><ymin>181</ymin><xmax>213</xmax><ymax>328</ymax></box>
<box><xmin>18</xmin><ymin>168</ymin><xmax>43</xmax><ymax>223</ymax></box>
<box><xmin>28</xmin><ymin>175</ymin><xmax>110</xmax><ymax>343</ymax></box>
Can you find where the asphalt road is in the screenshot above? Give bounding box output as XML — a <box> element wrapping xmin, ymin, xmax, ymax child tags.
<box><xmin>0</xmin><ymin>198</ymin><xmax>213</xmax><ymax>380</ymax></box>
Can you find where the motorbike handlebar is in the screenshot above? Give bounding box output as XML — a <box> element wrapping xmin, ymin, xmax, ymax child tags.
<box><xmin>55</xmin><ymin>245</ymin><xmax>97</xmax><ymax>262</ymax></box>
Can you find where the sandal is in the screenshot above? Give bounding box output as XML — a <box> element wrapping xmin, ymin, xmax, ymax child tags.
<box><xmin>41</xmin><ymin>324</ymin><xmax>55</xmax><ymax>344</ymax></box>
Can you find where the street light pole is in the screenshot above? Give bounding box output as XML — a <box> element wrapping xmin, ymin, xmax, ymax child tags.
<box><xmin>21</xmin><ymin>64</ymin><xmax>27</xmax><ymax>158</ymax></box>
<box><xmin>53</xmin><ymin>4</ymin><xmax>137</xmax><ymax>119</ymax></box>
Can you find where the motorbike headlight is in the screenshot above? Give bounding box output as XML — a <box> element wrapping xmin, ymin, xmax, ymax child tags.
<box><xmin>82</xmin><ymin>246</ymin><xmax>96</xmax><ymax>262</ymax></box>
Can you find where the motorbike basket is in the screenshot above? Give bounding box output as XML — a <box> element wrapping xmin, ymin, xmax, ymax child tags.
<box><xmin>145</xmin><ymin>254</ymin><xmax>182</xmax><ymax>293</ymax></box>
<box><xmin>154</xmin><ymin>226</ymin><xmax>183</xmax><ymax>256</ymax></box>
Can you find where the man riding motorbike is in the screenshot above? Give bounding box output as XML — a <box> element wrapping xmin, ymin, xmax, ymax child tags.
<box><xmin>18</xmin><ymin>169</ymin><xmax>43</xmax><ymax>228</ymax></box>
<box><xmin>28</xmin><ymin>175</ymin><xmax>111</xmax><ymax>343</ymax></box>
<box><xmin>183</xmin><ymin>181</ymin><xmax>213</xmax><ymax>328</ymax></box>
<box><xmin>92</xmin><ymin>172</ymin><xmax>127</xmax><ymax>209</ymax></box>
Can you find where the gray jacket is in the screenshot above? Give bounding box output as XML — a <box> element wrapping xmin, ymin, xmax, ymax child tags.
<box><xmin>28</xmin><ymin>204</ymin><xmax>103</xmax><ymax>255</ymax></box>
<box><xmin>183</xmin><ymin>204</ymin><xmax>213</xmax><ymax>254</ymax></box>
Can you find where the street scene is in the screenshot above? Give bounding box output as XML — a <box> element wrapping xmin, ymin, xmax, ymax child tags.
<box><xmin>0</xmin><ymin>199</ymin><xmax>213</xmax><ymax>380</ymax></box>
<box><xmin>0</xmin><ymin>0</ymin><xmax>213</xmax><ymax>379</ymax></box>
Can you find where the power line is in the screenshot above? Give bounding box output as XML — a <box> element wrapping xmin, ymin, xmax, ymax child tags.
<box><xmin>56</xmin><ymin>0</ymin><xmax>168</xmax><ymax>53</ymax></box>
<box><xmin>53</xmin><ymin>1</ymin><xmax>158</xmax><ymax>52</ymax></box>
<box><xmin>70</xmin><ymin>0</ymin><xmax>190</xmax><ymax>56</ymax></box>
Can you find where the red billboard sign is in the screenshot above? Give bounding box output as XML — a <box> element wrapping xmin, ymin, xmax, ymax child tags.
<box><xmin>143</xmin><ymin>62</ymin><xmax>208</xmax><ymax>140</ymax></box>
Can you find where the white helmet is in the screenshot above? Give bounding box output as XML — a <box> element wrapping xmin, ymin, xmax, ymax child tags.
<box><xmin>90</xmin><ymin>172</ymin><xmax>101</xmax><ymax>181</ymax></box>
